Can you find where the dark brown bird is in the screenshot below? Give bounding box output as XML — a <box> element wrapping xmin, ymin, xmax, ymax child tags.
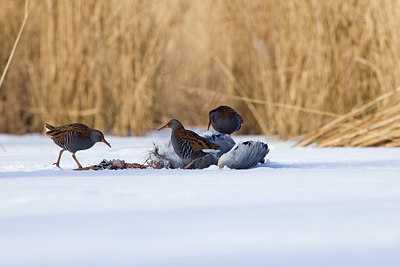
<box><xmin>158</xmin><ymin>119</ymin><xmax>220</xmax><ymax>169</ymax></box>
<box><xmin>45</xmin><ymin>123</ymin><xmax>111</xmax><ymax>169</ymax></box>
<box><xmin>208</xmin><ymin>105</ymin><xmax>243</xmax><ymax>136</ymax></box>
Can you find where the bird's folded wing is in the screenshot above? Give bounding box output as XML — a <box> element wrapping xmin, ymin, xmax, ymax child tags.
<box><xmin>181</xmin><ymin>130</ymin><xmax>219</xmax><ymax>152</ymax></box>
<box><xmin>46</xmin><ymin>123</ymin><xmax>90</xmax><ymax>143</ymax></box>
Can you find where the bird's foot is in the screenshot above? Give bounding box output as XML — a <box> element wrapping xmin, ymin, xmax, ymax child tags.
<box><xmin>73</xmin><ymin>165</ymin><xmax>95</xmax><ymax>171</ymax></box>
<box><xmin>74</xmin><ymin>164</ymin><xmax>84</xmax><ymax>170</ymax></box>
<box><xmin>52</xmin><ymin>163</ymin><xmax>61</xmax><ymax>168</ymax></box>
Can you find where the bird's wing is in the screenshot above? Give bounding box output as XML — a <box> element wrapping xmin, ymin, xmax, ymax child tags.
<box><xmin>220</xmin><ymin>106</ymin><xmax>243</xmax><ymax>123</ymax></box>
<box><xmin>180</xmin><ymin>130</ymin><xmax>220</xmax><ymax>152</ymax></box>
<box><xmin>67</xmin><ymin>123</ymin><xmax>91</xmax><ymax>137</ymax></box>
<box><xmin>46</xmin><ymin>123</ymin><xmax>91</xmax><ymax>143</ymax></box>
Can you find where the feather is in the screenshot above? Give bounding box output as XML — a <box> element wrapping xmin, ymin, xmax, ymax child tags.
<box><xmin>176</xmin><ymin>128</ymin><xmax>219</xmax><ymax>152</ymax></box>
<box><xmin>218</xmin><ymin>141</ymin><xmax>269</xmax><ymax>169</ymax></box>
<box><xmin>45</xmin><ymin>123</ymin><xmax>91</xmax><ymax>144</ymax></box>
<box><xmin>202</xmin><ymin>149</ymin><xmax>220</xmax><ymax>154</ymax></box>
<box><xmin>219</xmin><ymin>106</ymin><xmax>243</xmax><ymax>123</ymax></box>
<box><xmin>45</xmin><ymin>123</ymin><xmax>55</xmax><ymax>131</ymax></box>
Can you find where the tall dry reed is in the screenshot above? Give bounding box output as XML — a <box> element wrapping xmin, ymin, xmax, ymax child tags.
<box><xmin>297</xmin><ymin>88</ymin><xmax>400</xmax><ymax>147</ymax></box>
<box><xmin>1</xmin><ymin>0</ymin><xmax>400</xmax><ymax>139</ymax></box>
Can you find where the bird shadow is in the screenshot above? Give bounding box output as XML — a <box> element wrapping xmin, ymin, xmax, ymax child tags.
<box><xmin>254</xmin><ymin>159</ymin><xmax>400</xmax><ymax>170</ymax></box>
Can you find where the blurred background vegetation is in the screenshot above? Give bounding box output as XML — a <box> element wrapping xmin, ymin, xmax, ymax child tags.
<box><xmin>1</xmin><ymin>0</ymin><xmax>400</xmax><ymax>141</ymax></box>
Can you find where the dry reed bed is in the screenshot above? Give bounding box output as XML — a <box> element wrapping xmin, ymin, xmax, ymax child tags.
<box><xmin>297</xmin><ymin>88</ymin><xmax>400</xmax><ymax>147</ymax></box>
<box><xmin>1</xmin><ymin>0</ymin><xmax>400</xmax><ymax>141</ymax></box>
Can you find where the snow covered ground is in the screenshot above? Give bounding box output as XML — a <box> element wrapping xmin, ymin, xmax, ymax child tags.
<box><xmin>1</xmin><ymin>132</ymin><xmax>400</xmax><ymax>267</ymax></box>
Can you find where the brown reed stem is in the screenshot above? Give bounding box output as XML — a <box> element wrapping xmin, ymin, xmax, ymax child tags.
<box><xmin>0</xmin><ymin>0</ymin><xmax>29</xmax><ymax>89</ymax></box>
<box><xmin>178</xmin><ymin>85</ymin><xmax>339</xmax><ymax>118</ymax></box>
<box><xmin>213</xmin><ymin>55</ymin><xmax>270</xmax><ymax>135</ymax></box>
<box><xmin>1</xmin><ymin>1</ymin><xmax>400</xmax><ymax>140</ymax></box>
<box><xmin>297</xmin><ymin>88</ymin><xmax>400</xmax><ymax>147</ymax></box>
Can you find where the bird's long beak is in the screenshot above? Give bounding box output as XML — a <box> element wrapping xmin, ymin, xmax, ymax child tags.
<box><xmin>207</xmin><ymin>119</ymin><xmax>213</xmax><ymax>130</ymax></box>
<box><xmin>158</xmin><ymin>124</ymin><xmax>169</xmax><ymax>131</ymax></box>
<box><xmin>101</xmin><ymin>138</ymin><xmax>111</xmax><ymax>148</ymax></box>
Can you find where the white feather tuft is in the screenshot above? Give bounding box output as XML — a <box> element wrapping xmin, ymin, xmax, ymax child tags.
<box><xmin>202</xmin><ymin>149</ymin><xmax>221</xmax><ymax>154</ymax></box>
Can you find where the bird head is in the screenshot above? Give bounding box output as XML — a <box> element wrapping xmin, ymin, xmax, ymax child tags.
<box><xmin>91</xmin><ymin>130</ymin><xmax>111</xmax><ymax>148</ymax></box>
<box><xmin>158</xmin><ymin>119</ymin><xmax>183</xmax><ymax>131</ymax></box>
<box><xmin>208</xmin><ymin>108</ymin><xmax>219</xmax><ymax>130</ymax></box>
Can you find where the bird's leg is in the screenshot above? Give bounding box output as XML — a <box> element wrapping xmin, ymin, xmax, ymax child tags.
<box><xmin>53</xmin><ymin>149</ymin><xmax>65</xmax><ymax>168</ymax></box>
<box><xmin>184</xmin><ymin>160</ymin><xmax>196</xmax><ymax>169</ymax></box>
<box><xmin>197</xmin><ymin>158</ymin><xmax>203</xmax><ymax>169</ymax></box>
<box><xmin>72</xmin><ymin>153</ymin><xmax>83</xmax><ymax>169</ymax></box>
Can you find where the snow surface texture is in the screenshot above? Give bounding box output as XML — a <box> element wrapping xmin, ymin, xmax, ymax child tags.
<box><xmin>147</xmin><ymin>131</ymin><xmax>269</xmax><ymax>169</ymax></box>
<box><xmin>1</xmin><ymin>133</ymin><xmax>400</xmax><ymax>267</ymax></box>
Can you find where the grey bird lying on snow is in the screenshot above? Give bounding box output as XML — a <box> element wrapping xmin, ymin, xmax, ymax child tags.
<box><xmin>218</xmin><ymin>141</ymin><xmax>269</xmax><ymax>169</ymax></box>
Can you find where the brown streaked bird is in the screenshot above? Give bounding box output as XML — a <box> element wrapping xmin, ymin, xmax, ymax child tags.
<box><xmin>208</xmin><ymin>105</ymin><xmax>243</xmax><ymax>136</ymax></box>
<box><xmin>158</xmin><ymin>119</ymin><xmax>220</xmax><ymax>169</ymax></box>
<box><xmin>45</xmin><ymin>123</ymin><xmax>111</xmax><ymax>169</ymax></box>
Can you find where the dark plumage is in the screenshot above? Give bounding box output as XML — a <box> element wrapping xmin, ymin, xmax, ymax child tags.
<box><xmin>158</xmin><ymin>119</ymin><xmax>220</xmax><ymax>169</ymax></box>
<box><xmin>208</xmin><ymin>106</ymin><xmax>243</xmax><ymax>135</ymax></box>
<box><xmin>45</xmin><ymin>123</ymin><xmax>111</xmax><ymax>169</ymax></box>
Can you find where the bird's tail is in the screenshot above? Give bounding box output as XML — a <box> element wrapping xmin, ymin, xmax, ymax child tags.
<box><xmin>45</xmin><ymin>123</ymin><xmax>55</xmax><ymax>134</ymax></box>
<box><xmin>202</xmin><ymin>143</ymin><xmax>220</xmax><ymax>154</ymax></box>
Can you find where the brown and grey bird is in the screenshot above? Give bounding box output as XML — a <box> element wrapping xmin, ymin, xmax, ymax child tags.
<box><xmin>45</xmin><ymin>123</ymin><xmax>111</xmax><ymax>169</ymax></box>
<box><xmin>208</xmin><ymin>106</ymin><xmax>243</xmax><ymax>136</ymax></box>
<box><xmin>158</xmin><ymin>119</ymin><xmax>220</xmax><ymax>169</ymax></box>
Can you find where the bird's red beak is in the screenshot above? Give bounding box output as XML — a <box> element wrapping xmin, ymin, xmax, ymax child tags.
<box><xmin>101</xmin><ymin>139</ymin><xmax>111</xmax><ymax>148</ymax></box>
<box><xmin>207</xmin><ymin>119</ymin><xmax>213</xmax><ymax>130</ymax></box>
<box><xmin>158</xmin><ymin>124</ymin><xmax>169</xmax><ymax>131</ymax></box>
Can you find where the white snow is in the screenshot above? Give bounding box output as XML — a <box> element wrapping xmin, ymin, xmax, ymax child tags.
<box><xmin>1</xmin><ymin>133</ymin><xmax>400</xmax><ymax>267</ymax></box>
